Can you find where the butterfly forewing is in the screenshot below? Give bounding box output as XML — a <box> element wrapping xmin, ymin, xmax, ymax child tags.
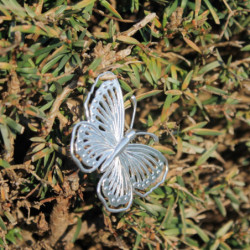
<box><xmin>71</xmin><ymin>121</ymin><xmax>114</xmax><ymax>173</ymax></box>
<box><xmin>120</xmin><ymin>144</ymin><xmax>168</xmax><ymax>197</ymax></box>
<box><xmin>89</xmin><ymin>78</ymin><xmax>124</xmax><ymax>142</ymax></box>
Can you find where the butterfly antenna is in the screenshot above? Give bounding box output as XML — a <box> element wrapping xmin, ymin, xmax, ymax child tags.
<box><xmin>130</xmin><ymin>95</ymin><xmax>137</xmax><ymax>130</ymax></box>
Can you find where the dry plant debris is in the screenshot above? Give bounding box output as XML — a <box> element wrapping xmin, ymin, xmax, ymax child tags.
<box><xmin>0</xmin><ymin>0</ymin><xmax>249</xmax><ymax>249</ymax></box>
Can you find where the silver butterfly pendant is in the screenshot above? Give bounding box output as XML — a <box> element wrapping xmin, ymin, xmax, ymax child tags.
<box><xmin>70</xmin><ymin>71</ymin><xmax>168</xmax><ymax>212</ymax></box>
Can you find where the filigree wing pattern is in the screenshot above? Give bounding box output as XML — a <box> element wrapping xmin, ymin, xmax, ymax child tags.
<box><xmin>120</xmin><ymin>144</ymin><xmax>168</xmax><ymax>197</ymax></box>
<box><xmin>97</xmin><ymin>157</ymin><xmax>133</xmax><ymax>212</ymax></box>
<box><xmin>70</xmin><ymin>121</ymin><xmax>114</xmax><ymax>173</ymax></box>
<box><xmin>89</xmin><ymin>78</ymin><xmax>124</xmax><ymax>142</ymax></box>
<box><xmin>71</xmin><ymin>72</ymin><xmax>169</xmax><ymax>212</ymax></box>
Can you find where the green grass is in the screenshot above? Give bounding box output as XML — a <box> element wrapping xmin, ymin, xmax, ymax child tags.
<box><xmin>0</xmin><ymin>0</ymin><xmax>249</xmax><ymax>249</ymax></box>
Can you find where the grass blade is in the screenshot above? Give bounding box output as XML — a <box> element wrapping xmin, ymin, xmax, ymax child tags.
<box><xmin>196</xmin><ymin>143</ymin><xmax>218</xmax><ymax>166</ymax></box>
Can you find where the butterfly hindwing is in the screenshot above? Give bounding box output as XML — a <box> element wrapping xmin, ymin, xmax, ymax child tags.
<box><xmin>70</xmin><ymin>121</ymin><xmax>114</xmax><ymax>173</ymax></box>
<box><xmin>97</xmin><ymin>157</ymin><xmax>133</xmax><ymax>212</ymax></box>
<box><xmin>120</xmin><ymin>144</ymin><xmax>168</xmax><ymax>197</ymax></box>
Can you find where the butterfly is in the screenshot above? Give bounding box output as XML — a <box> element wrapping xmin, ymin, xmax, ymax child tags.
<box><xmin>70</xmin><ymin>71</ymin><xmax>168</xmax><ymax>212</ymax></box>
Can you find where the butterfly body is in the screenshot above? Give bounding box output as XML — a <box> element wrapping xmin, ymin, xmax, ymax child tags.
<box><xmin>103</xmin><ymin>130</ymin><xmax>136</xmax><ymax>170</ymax></box>
<box><xmin>71</xmin><ymin>72</ymin><xmax>168</xmax><ymax>212</ymax></box>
